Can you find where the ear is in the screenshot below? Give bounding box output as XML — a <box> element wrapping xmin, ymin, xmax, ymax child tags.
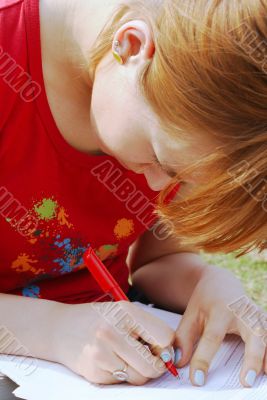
<box><xmin>112</xmin><ymin>20</ymin><xmax>155</xmax><ymax>65</ymax></box>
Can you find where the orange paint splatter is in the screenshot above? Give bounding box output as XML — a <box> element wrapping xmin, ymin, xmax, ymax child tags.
<box><xmin>11</xmin><ymin>253</ymin><xmax>45</xmax><ymax>275</ymax></box>
<box><xmin>28</xmin><ymin>238</ymin><xmax>38</xmax><ymax>244</ymax></box>
<box><xmin>96</xmin><ymin>244</ymin><xmax>119</xmax><ymax>261</ymax></box>
<box><xmin>114</xmin><ymin>218</ymin><xmax>134</xmax><ymax>240</ymax></box>
<box><xmin>57</xmin><ymin>207</ymin><xmax>73</xmax><ymax>229</ymax></box>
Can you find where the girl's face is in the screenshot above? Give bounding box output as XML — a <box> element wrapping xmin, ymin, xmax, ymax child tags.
<box><xmin>91</xmin><ymin>63</ymin><xmax>219</xmax><ymax>193</ymax></box>
<box><xmin>89</xmin><ymin>22</ymin><xmax>220</xmax><ymax>193</ymax></box>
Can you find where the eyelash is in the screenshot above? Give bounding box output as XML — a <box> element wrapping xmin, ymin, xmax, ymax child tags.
<box><xmin>151</xmin><ymin>153</ymin><xmax>183</xmax><ymax>182</ymax></box>
<box><xmin>151</xmin><ymin>153</ymin><xmax>160</xmax><ymax>166</ymax></box>
<box><xmin>151</xmin><ymin>153</ymin><xmax>165</xmax><ymax>172</ymax></box>
<box><xmin>151</xmin><ymin>153</ymin><xmax>176</xmax><ymax>178</ymax></box>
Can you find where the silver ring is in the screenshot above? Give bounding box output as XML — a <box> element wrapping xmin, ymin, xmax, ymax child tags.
<box><xmin>112</xmin><ymin>363</ymin><xmax>129</xmax><ymax>382</ymax></box>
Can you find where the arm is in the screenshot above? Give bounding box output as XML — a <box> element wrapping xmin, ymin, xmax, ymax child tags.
<box><xmin>0</xmin><ymin>294</ymin><xmax>63</xmax><ymax>360</ymax></box>
<box><xmin>128</xmin><ymin>223</ymin><xmax>267</xmax><ymax>388</ymax></box>
<box><xmin>128</xmin><ymin>222</ymin><xmax>207</xmax><ymax>312</ymax></box>
<box><xmin>0</xmin><ymin>293</ymin><xmax>175</xmax><ymax>385</ymax></box>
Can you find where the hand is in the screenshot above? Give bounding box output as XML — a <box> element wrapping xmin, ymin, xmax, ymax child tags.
<box><xmin>53</xmin><ymin>301</ymin><xmax>175</xmax><ymax>385</ymax></box>
<box><xmin>174</xmin><ymin>265</ymin><xmax>267</xmax><ymax>387</ymax></box>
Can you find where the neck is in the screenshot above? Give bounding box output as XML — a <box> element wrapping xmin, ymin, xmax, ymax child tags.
<box><xmin>40</xmin><ymin>0</ymin><xmax>120</xmax><ymax>85</ymax></box>
<box><xmin>38</xmin><ymin>0</ymin><xmax>121</xmax><ymax>154</ymax></box>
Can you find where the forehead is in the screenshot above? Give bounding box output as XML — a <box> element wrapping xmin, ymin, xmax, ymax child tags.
<box><xmin>140</xmin><ymin>97</ymin><xmax>222</xmax><ymax>157</ymax></box>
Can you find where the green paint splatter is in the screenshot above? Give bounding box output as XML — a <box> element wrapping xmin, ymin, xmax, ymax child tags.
<box><xmin>103</xmin><ymin>244</ymin><xmax>117</xmax><ymax>251</ymax></box>
<box><xmin>34</xmin><ymin>199</ymin><xmax>58</xmax><ymax>220</ymax></box>
<box><xmin>33</xmin><ymin>229</ymin><xmax>42</xmax><ymax>237</ymax></box>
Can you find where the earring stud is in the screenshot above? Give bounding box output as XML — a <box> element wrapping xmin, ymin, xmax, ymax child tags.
<box><xmin>112</xmin><ymin>40</ymin><xmax>124</xmax><ymax>65</ymax></box>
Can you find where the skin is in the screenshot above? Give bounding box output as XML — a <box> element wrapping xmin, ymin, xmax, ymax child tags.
<box><xmin>44</xmin><ymin>0</ymin><xmax>266</xmax><ymax>386</ymax></box>
<box><xmin>1</xmin><ymin>0</ymin><xmax>264</xmax><ymax>388</ymax></box>
<box><xmin>40</xmin><ymin>0</ymin><xmax>218</xmax><ymax>192</ymax></box>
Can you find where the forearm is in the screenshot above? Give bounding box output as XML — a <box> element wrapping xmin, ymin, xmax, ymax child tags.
<box><xmin>131</xmin><ymin>252</ymin><xmax>208</xmax><ymax>313</ymax></box>
<box><xmin>0</xmin><ymin>293</ymin><xmax>63</xmax><ymax>361</ymax></box>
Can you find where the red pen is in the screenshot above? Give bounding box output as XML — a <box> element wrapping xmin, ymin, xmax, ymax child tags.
<box><xmin>83</xmin><ymin>246</ymin><xmax>179</xmax><ymax>379</ymax></box>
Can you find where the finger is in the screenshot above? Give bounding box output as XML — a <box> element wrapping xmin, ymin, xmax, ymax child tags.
<box><xmin>240</xmin><ymin>334</ymin><xmax>266</xmax><ymax>387</ymax></box>
<box><xmin>174</xmin><ymin>310</ymin><xmax>202</xmax><ymax>367</ymax></box>
<box><xmin>85</xmin><ymin>366</ymin><xmax>148</xmax><ymax>386</ymax></box>
<box><xmin>105</xmin><ymin>353</ymin><xmax>150</xmax><ymax>386</ymax></box>
<box><xmin>96</xmin><ymin>301</ymin><xmax>175</xmax><ymax>358</ymax></box>
<box><xmin>113</xmin><ymin>334</ymin><xmax>166</xmax><ymax>379</ymax></box>
<box><xmin>84</xmin><ymin>342</ymin><xmax>149</xmax><ymax>385</ymax></box>
<box><xmin>189</xmin><ymin>314</ymin><xmax>228</xmax><ymax>386</ymax></box>
<box><xmin>100</xmin><ymin>352</ymin><xmax>149</xmax><ymax>386</ymax></box>
<box><xmin>130</xmin><ymin>303</ymin><xmax>176</xmax><ymax>349</ymax></box>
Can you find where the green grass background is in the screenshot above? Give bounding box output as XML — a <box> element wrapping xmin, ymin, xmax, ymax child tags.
<box><xmin>203</xmin><ymin>252</ymin><xmax>267</xmax><ymax>311</ymax></box>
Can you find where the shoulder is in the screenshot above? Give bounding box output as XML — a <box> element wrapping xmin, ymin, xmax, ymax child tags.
<box><xmin>0</xmin><ymin>0</ymin><xmax>23</xmax><ymax>11</ymax></box>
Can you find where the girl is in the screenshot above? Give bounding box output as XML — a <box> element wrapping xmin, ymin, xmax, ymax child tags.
<box><xmin>0</xmin><ymin>0</ymin><xmax>266</xmax><ymax>388</ymax></box>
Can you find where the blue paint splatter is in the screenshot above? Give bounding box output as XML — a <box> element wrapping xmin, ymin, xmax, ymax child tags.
<box><xmin>52</xmin><ymin>235</ymin><xmax>87</xmax><ymax>274</ymax></box>
<box><xmin>22</xmin><ymin>285</ymin><xmax>40</xmax><ymax>298</ymax></box>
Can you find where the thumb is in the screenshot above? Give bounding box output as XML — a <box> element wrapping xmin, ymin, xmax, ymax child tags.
<box><xmin>174</xmin><ymin>310</ymin><xmax>202</xmax><ymax>367</ymax></box>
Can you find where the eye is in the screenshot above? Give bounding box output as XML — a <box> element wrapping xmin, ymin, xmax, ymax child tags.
<box><xmin>151</xmin><ymin>153</ymin><xmax>177</xmax><ymax>179</ymax></box>
<box><xmin>151</xmin><ymin>153</ymin><xmax>161</xmax><ymax>167</ymax></box>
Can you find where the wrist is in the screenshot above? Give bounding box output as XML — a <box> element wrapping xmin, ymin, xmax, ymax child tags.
<box><xmin>48</xmin><ymin>302</ymin><xmax>76</xmax><ymax>365</ymax></box>
<box><xmin>199</xmin><ymin>263</ymin><xmax>246</xmax><ymax>296</ymax></box>
<box><xmin>29</xmin><ymin>300</ymin><xmax>68</xmax><ymax>363</ymax></box>
<box><xmin>51</xmin><ymin>302</ymin><xmax>97</xmax><ymax>368</ymax></box>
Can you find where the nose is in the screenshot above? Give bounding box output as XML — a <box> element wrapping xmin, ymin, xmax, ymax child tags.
<box><xmin>143</xmin><ymin>168</ymin><xmax>174</xmax><ymax>191</ymax></box>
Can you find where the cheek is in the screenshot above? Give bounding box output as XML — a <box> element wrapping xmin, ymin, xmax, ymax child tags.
<box><xmin>91</xmin><ymin>70</ymin><xmax>129</xmax><ymax>143</ymax></box>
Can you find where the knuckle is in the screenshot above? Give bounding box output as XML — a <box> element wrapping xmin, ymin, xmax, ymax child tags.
<box><xmin>203</xmin><ymin>330</ymin><xmax>224</xmax><ymax>345</ymax></box>
<box><xmin>89</xmin><ymin>345</ymin><xmax>104</xmax><ymax>363</ymax></box>
<box><xmin>191</xmin><ymin>358</ymin><xmax>209</xmax><ymax>372</ymax></box>
<box><xmin>151</xmin><ymin>363</ymin><xmax>164</xmax><ymax>378</ymax></box>
<box><xmin>134</xmin><ymin>358</ymin><xmax>159</xmax><ymax>379</ymax></box>
<box><xmin>140</xmin><ymin>369</ymin><xmax>157</xmax><ymax>380</ymax></box>
<box><xmin>95</xmin><ymin>322</ymin><xmax>114</xmax><ymax>342</ymax></box>
<box><xmin>245</xmin><ymin>353</ymin><xmax>264</xmax><ymax>367</ymax></box>
<box><xmin>150</xmin><ymin>358</ymin><xmax>166</xmax><ymax>378</ymax></box>
<box><xmin>144</xmin><ymin>367</ymin><xmax>160</xmax><ymax>379</ymax></box>
<box><xmin>137</xmin><ymin>366</ymin><xmax>154</xmax><ymax>379</ymax></box>
<box><xmin>161</xmin><ymin>328</ymin><xmax>176</xmax><ymax>348</ymax></box>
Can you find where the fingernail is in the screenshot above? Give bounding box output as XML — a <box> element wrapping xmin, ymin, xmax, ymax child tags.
<box><xmin>194</xmin><ymin>369</ymin><xmax>205</xmax><ymax>386</ymax></box>
<box><xmin>174</xmin><ymin>348</ymin><xmax>182</xmax><ymax>365</ymax></box>
<box><xmin>245</xmin><ymin>370</ymin><xmax>257</xmax><ymax>387</ymax></box>
<box><xmin>160</xmin><ymin>350</ymin><xmax>172</xmax><ymax>363</ymax></box>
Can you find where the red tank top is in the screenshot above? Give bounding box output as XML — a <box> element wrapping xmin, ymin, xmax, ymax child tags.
<box><xmin>0</xmin><ymin>0</ymin><xmax>179</xmax><ymax>303</ymax></box>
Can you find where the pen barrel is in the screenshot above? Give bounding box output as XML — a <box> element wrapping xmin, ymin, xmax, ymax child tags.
<box><xmin>83</xmin><ymin>247</ymin><xmax>129</xmax><ymax>301</ymax></box>
<box><xmin>165</xmin><ymin>361</ymin><xmax>179</xmax><ymax>378</ymax></box>
<box><xmin>109</xmin><ymin>285</ymin><xmax>129</xmax><ymax>301</ymax></box>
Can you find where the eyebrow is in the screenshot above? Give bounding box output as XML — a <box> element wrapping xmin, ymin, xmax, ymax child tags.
<box><xmin>152</xmin><ymin>154</ymin><xmax>178</xmax><ymax>178</ymax></box>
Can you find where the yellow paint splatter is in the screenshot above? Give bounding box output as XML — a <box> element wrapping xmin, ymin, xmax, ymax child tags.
<box><xmin>114</xmin><ymin>218</ymin><xmax>134</xmax><ymax>240</ymax></box>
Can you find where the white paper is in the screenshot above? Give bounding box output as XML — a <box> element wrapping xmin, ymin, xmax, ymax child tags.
<box><xmin>0</xmin><ymin>302</ymin><xmax>266</xmax><ymax>400</ymax></box>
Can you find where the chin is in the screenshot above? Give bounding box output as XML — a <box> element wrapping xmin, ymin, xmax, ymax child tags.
<box><xmin>145</xmin><ymin>181</ymin><xmax>163</xmax><ymax>192</ymax></box>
